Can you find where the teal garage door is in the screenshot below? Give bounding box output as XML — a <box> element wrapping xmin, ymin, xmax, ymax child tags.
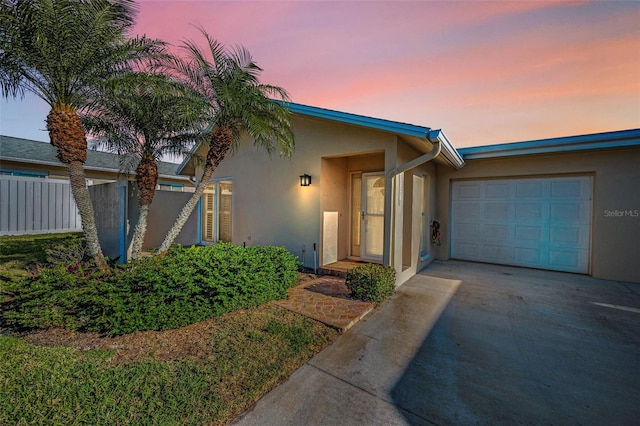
<box><xmin>451</xmin><ymin>176</ymin><xmax>592</xmax><ymax>273</ymax></box>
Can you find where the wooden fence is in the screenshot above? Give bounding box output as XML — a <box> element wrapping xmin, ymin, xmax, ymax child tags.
<box><xmin>0</xmin><ymin>175</ymin><xmax>82</xmax><ymax>236</ymax></box>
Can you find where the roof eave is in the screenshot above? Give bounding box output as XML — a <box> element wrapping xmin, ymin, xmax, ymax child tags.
<box><xmin>459</xmin><ymin>128</ymin><xmax>640</xmax><ymax>160</ymax></box>
<box><xmin>427</xmin><ymin>129</ymin><xmax>465</xmax><ymax>169</ymax></box>
<box><xmin>283</xmin><ymin>102</ymin><xmax>433</xmax><ymax>139</ymax></box>
<box><xmin>1</xmin><ymin>156</ymin><xmax>188</xmax><ymax>181</ymax></box>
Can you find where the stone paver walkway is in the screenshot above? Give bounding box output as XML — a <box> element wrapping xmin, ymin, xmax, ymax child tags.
<box><xmin>274</xmin><ymin>275</ymin><xmax>374</xmax><ymax>332</ymax></box>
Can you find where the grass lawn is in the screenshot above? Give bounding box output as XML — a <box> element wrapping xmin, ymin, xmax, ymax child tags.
<box><xmin>0</xmin><ymin>233</ymin><xmax>339</xmax><ymax>424</ymax></box>
<box><xmin>0</xmin><ymin>232</ymin><xmax>82</xmax><ymax>282</ymax></box>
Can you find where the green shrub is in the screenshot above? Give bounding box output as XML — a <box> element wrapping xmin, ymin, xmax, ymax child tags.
<box><xmin>44</xmin><ymin>236</ymin><xmax>87</xmax><ymax>266</ymax></box>
<box><xmin>0</xmin><ymin>244</ymin><xmax>300</xmax><ymax>335</ymax></box>
<box><xmin>345</xmin><ymin>263</ymin><xmax>396</xmax><ymax>304</ymax></box>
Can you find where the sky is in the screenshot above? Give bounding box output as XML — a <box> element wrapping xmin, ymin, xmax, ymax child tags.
<box><xmin>1</xmin><ymin>0</ymin><xmax>639</xmax><ymax>149</ymax></box>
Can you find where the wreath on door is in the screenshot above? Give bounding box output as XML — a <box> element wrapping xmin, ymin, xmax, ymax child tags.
<box><xmin>431</xmin><ymin>220</ymin><xmax>441</xmax><ymax>246</ymax></box>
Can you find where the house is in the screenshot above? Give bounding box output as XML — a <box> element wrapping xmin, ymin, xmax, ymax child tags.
<box><xmin>5</xmin><ymin>108</ymin><xmax>638</xmax><ymax>284</ymax></box>
<box><xmin>437</xmin><ymin>128</ymin><xmax>640</xmax><ymax>283</ymax></box>
<box><xmin>0</xmin><ymin>135</ymin><xmax>193</xmax><ymax>236</ymax></box>
<box><xmin>179</xmin><ymin>103</ymin><xmax>640</xmax><ymax>284</ymax></box>
<box><xmin>178</xmin><ymin>103</ymin><xmax>465</xmax><ymax>286</ymax></box>
<box><xmin>0</xmin><ymin>135</ymin><xmax>192</xmax><ymax>190</ymax></box>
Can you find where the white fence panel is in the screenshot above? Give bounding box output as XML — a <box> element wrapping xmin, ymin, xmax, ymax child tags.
<box><xmin>0</xmin><ymin>175</ymin><xmax>82</xmax><ymax>235</ymax></box>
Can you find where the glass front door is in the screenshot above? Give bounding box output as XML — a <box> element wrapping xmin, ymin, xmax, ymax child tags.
<box><xmin>361</xmin><ymin>172</ymin><xmax>385</xmax><ymax>261</ymax></box>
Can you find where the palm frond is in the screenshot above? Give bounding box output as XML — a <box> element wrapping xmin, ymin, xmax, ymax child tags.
<box><xmin>82</xmin><ymin>70</ymin><xmax>208</xmax><ymax>171</ymax></box>
<box><xmin>0</xmin><ymin>0</ymin><xmax>154</xmax><ymax>108</ymax></box>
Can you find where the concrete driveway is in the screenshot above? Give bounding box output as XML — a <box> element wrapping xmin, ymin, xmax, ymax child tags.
<box><xmin>234</xmin><ymin>260</ymin><xmax>640</xmax><ymax>425</ymax></box>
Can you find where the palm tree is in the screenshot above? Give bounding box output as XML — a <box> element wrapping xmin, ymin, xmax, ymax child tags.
<box><xmin>82</xmin><ymin>72</ymin><xmax>207</xmax><ymax>259</ymax></box>
<box><xmin>156</xmin><ymin>29</ymin><xmax>294</xmax><ymax>255</ymax></box>
<box><xmin>0</xmin><ymin>0</ymin><xmax>162</xmax><ymax>271</ymax></box>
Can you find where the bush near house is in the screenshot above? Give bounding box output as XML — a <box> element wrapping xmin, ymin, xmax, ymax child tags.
<box><xmin>345</xmin><ymin>263</ymin><xmax>396</xmax><ymax>304</ymax></box>
<box><xmin>1</xmin><ymin>243</ymin><xmax>300</xmax><ymax>335</ymax></box>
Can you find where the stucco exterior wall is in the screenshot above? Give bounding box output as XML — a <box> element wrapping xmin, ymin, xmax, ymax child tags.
<box><xmin>436</xmin><ymin>146</ymin><xmax>640</xmax><ymax>283</ymax></box>
<box><xmin>393</xmin><ymin>140</ymin><xmax>439</xmax><ymax>285</ymax></box>
<box><xmin>208</xmin><ymin>116</ymin><xmax>399</xmax><ymax>268</ymax></box>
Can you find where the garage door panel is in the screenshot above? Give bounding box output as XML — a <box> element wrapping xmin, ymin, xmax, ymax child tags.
<box><xmin>551</xmin><ymin>180</ymin><xmax>583</xmax><ymax>198</ymax></box>
<box><xmin>551</xmin><ymin>201</ymin><xmax>591</xmax><ymax>223</ymax></box>
<box><xmin>515</xmin><ymin>203</ymin><xmax>545</xmax><ymax>221</ymax></box>
<box><xmin>514</xmin><ymin>225</ymin><xmax>543</xmax><ymax>243</ymax></box>
<box><xmin>453</xmin><ymin>202</ymin><xmax>481</xmax><ymax>220</ymax></box>
<box><xmin>452</xmin><ymin>222</ymin><xmax>480</xmax><ymax>242</ymax></box>
<box><xmin>550</xmin><ymin>203</ymin><xmax>582</xmax><ymax>222</ymax></box>
<box><xmin>453</xmin><ymin>242</ymin><xmax>480</xmax><ymax>259</ymax></box>
<box><xmin>549</xmin><ymin>249</ymin><xmax>587</xmax><ymax>271</ymax></box>
<box><xmin>455</xmin><ymin>183</ymin><xmax>482</xmax><ymax>199</ymax></box>
<box><xmin>484</xmin><ymin>203</ymin><xmax>510</xmax><ymax>221</ymax></box>
<box><xmin>481</xmin><ymin>223</ymin><xmax>510</xmax><ymax>240</ymax></box>
<box><xmin>485</xmin><ymin>182</ymin><xmax>510</xmax><ymax>198</ymax></box>
<box><xmin>550</xmin><ymin>227</ymin><xmax>581</xmax><ymax>245</ymax></box>
<box><xmin>452</xmin><ymin>176</ymin><xmax>592</xmax><ymax>274</ymax></box>
<box><xmin>514</xmin><ymin>247</ymin><xmax>541</xmax><ymax>265</ymax></box>
<box><xmin>483</xmin><ymin>245</ymin><xmax>513</xmax><ymax>261</ymax></box>
<box><xmin>516</xmin><ymin>181</ymin><xmax>544</xmax><ymax>198</ymax></box>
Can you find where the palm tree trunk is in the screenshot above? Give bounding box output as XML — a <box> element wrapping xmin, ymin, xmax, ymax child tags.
<box><xmin>128</xmin><ymin>156</ymin><xmax>157</xmax><ymax>260</ymax></box>
<box><xmin>128</xmin><ymin>204</ymin><xmax>149</xmax><ymax>260</ymax></box>
<box><xmin>157</xmin><ymin>128</ymin><xmax>233</xmax><ymax>255</ymax></box>
<box><xmin>47</xmin><ymin>104</ymin><xmax>108</xmax><ymax>272</ymax></box>
<box><xmin>67</xmin><ymin>161</ymin><xmax>109</xmax><ymax>271</ymax></box>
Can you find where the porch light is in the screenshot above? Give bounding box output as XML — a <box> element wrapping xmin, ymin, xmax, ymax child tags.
<box><xmin>299</xmin><ymin>174</ymin><xmax>311</xmax><ymax>187</ymax></box>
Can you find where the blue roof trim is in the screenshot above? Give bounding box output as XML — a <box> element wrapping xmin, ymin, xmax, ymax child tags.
<box><xmin>459</xmin><ymin>128</ymin><xmax>640</xmax><ymax>160</ymax></box>
<box><xmin>177</xmin><ymin>101</ymin><xmax>464</xmax><ymax>174</ymax></box>
<box><xmin>281</xmin><ymin>102</ymin><xmax>432</xmax><ymax>139</ymax></box>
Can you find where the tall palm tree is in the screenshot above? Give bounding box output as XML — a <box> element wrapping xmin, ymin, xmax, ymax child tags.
<box><xmin>156</xmin><ymin>29</ymin><xmax>295</xmax><ymax>255</ymax></box>
<box><xmin>0</xmin><ymin>0</ymin><xmax>162</xmax><ymax>271</ymax></box>
<box><xmin>82</xmin><ymin>72</ymin><xmax>207</xmax><ymax>259</ymax></box>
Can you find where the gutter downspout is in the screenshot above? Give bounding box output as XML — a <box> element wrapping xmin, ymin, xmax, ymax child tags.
<box><xmin>382</xmin><ymin>131</ymin><xmax>442</xmax><ymax>266</ymax></box>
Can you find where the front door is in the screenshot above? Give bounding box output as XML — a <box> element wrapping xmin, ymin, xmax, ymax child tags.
<box><xmin>361</xmin><ymin>172</ymin><xmax>385</xmax><ymax>261</ymax></box>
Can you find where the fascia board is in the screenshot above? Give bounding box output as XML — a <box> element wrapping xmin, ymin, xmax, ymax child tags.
<box><xmin>176</xmin><ymin>141</ymin><xmax>200</xmax><ymax>175</ymax></box>
<box><xmin>284</xmin><ymin>102</ymin><xmax>432</xmax><ymax>139</ymax></box>
<box><xmin>459</xmin><ymin>128</ymin><xmax>640</xmax><ymax>160</ymax></box>
<box><xmin>428</xmin><ymin>129</ymin><xmax>465</xmax><ymax>169</ymax></box>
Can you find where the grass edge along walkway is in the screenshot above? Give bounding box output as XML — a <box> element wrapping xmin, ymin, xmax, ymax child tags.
<box><xmin>0</xmin><ymin>304</ymin><xmax>338</xmax><ymax>425</ymax></box>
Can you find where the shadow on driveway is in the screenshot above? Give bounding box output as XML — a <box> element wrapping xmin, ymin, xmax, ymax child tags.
<box><xmin>391</xmin><ymin>261</ymin><xmax>640</xmax><ymax>425</ymax></box>
<box><xmin>235</xmin><ymin>260</ymin><xmax>640</xmax><ymax>425</ymax></box>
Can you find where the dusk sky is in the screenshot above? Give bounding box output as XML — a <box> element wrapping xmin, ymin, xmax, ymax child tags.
<box><xmin>1</xmin><ymin>0</ymin><xmax>639</xmax><ymax>149</ymax></box>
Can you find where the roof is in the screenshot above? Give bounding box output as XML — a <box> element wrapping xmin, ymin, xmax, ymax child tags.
<box><xmin>284</xmin><ymin>102</ymin><xmax>434</xmax><ymax>139</ymax></box>
<box><xmin>0</xmin><ymin>135</ymin><xmax>188</xmax><ymax>180</ymax></box>
<box><xmin>458</xmin><ymin>128</ymin><xmax>640</xmax><ymax>160</ymax></box>
<box><xmin>177</xmin><ymin>102</ymin><xmax>464</xmax><ymax>173</ymax></box>
<box><xmin>284</xmin><ymin>102</ymin><xmax>464</xmax><ymax>169</ymax></box>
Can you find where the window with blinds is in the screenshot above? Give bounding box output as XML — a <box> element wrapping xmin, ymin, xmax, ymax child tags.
<box><xmin>201</xmin><ymin>180</ymin><xmax>232</xmax><ymax>243</ymax></box>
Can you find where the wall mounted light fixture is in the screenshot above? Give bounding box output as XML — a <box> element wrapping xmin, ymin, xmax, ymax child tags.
<box><xmin>299</xmin><ymin>174</ymin><xmax>311</xmax><ymax>187</ymax></box>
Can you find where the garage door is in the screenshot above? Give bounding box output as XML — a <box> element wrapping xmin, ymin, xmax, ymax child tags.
<box><xmin>451</xmin><ymin>176</ymin><xmax>592</xmax><ymax>273</ymax></box>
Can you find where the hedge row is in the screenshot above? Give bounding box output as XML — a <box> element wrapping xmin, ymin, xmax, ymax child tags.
<box><xmin>1</xmin><ymin>244</ymin><xmax>299</xmax><ymax>335</ymax></box>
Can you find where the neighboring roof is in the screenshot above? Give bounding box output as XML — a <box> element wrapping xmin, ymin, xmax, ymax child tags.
<box><xmin>458</xmin><ymin>128</ymin><xmax>640</xmax><ymax>160</ymax></box>
<box><xmin>0</xmin><ymin>135</ymin><xmax>188</xmax><ymax>180</ymax></box>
